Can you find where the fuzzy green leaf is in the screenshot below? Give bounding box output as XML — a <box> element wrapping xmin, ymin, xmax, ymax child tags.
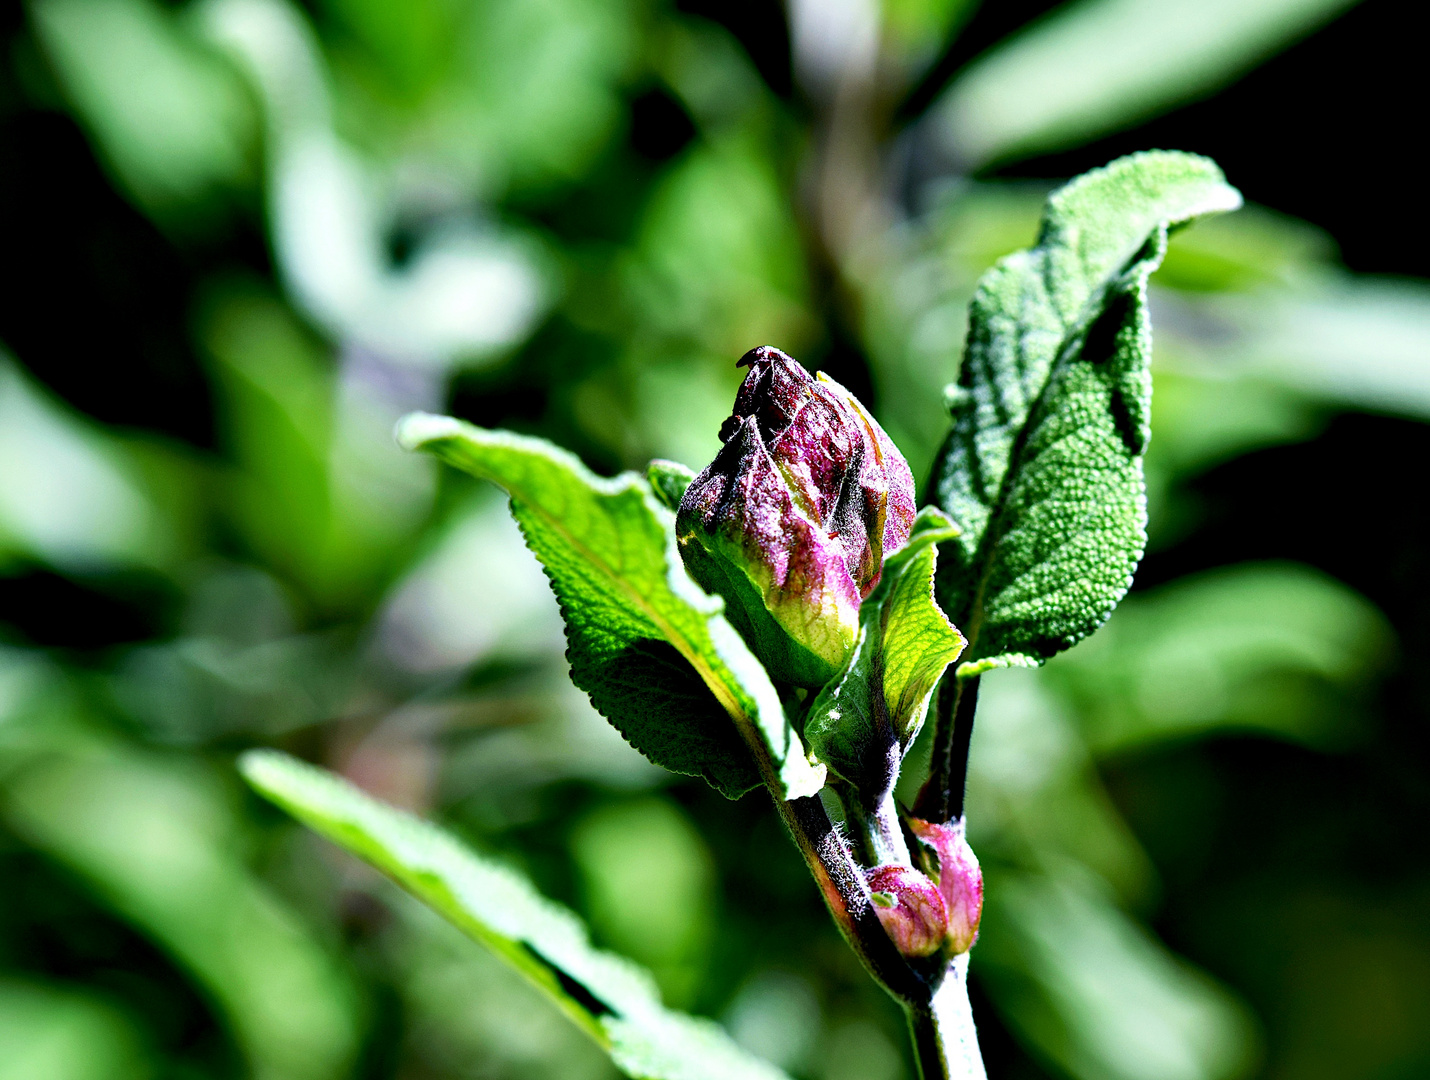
<box><xmin>239</xmin><ymin>751</ymin><xmax>790</xmax><ymax>1080</ymax></box>
<box><xmin>803</xmin><ymin>509</ymin><xmax>965</xmax><ymax>792</ymax></box>
<box><xmin>931</xmin><ymin>152</ymin><xmax>1242</xmax><ymax>677</ymax></box>
<box><xmin>647</xmin><ymin>459</ymin><xmax>696</xmax><ymax>511</ymax></box>
<box><xmin>397</xmin><ymin>415</ymin><xmax>825</xmax><ymax>800</ymax></box>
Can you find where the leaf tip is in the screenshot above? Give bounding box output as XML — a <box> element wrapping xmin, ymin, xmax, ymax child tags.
<box><xmin>954</xmin><ymin>653</ymin><xmax>1040</xmax><ymax>679</ymax></box>
<box><xmin>395</xmin><ymin>411</ymin><xmax>464</xmax><ymax>452</ymax></box>
<box><xmin>646</xmin><ymin>458</ymin><xmax>696</xmax><ymax>511</ymax></box>
<box><xmin>912</xmin><ymin>505</ymin><xmax>961</xmax><ymax>543</ymax></box>
<box><xmin>1132</xmin><ymin>149</ymin><xmax>1244</xmax><ymax>219</ymax></box>
<box><xmin>236</xmin><ymin>747</ymin><xmax>297</xmax><ymax>798</ymax></box>
<box><xmin>1049</xmin><ymin>150</ymin><xmax>1244</xmax><ymax>239</ymax></box>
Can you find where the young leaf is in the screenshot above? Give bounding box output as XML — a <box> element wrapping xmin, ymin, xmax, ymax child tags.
<box><xmin>930</xmin><ymin>152</ymin><xmax>1242</xmax><ymax>677</ymax></box>
<box><xmin>879</xmin><ymin>523</ymin><xmax>966</xmax><ymax>731</ymax></box>
<box><xmin>647</xmin><ymin>459</ymin><xmax>696</xmax><ymax>511</ymax></box>
<box><xmin>397</xmin><ymin>415</ymin><xmax>825</xmax><ymax>800</ymax></box>
<box><xmin>803</xmin><ymin>509</ymin><xmax>965</xmax><ymax>794</ymax></box>
<box><xmin>239</xmin><ymin>751</ymin><xmax>790</xmax><ymax>1080</ymax></box>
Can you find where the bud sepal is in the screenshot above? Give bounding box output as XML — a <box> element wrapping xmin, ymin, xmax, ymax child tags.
<box><xmin>865</xmin><ymin>864</ymin><xmax>948</xmax><ymax>958</ymax></box>
<box><xmin>909</xmin><ymin>817</ymin><xmax>983</xmax><ymax>955</ymax></box>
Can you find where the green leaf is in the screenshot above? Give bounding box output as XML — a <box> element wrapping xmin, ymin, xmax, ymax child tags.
<box><xmin>804</xmin><ymin>509</ymin><xmax>965</xmax><ymax>792</ymax></box>
<box><xmin>30</xmin><ymin>0</ymin><xmax>256</xmax><ymax>220</ymax></box>
<box><xmin>930</xmin><ymin>152</ymin><xmax>1241</xmax><ymax>677</ymax></box>
<box><xmin>931</xmin><ymin>0</ymin><xmax>1359</xmax><ymax>169</ymax></box>
<box><xmin>239</xmin><ymin>751</ymin><xmax>790</xmax><ymax>1080</ymax></box>
<box><xmin>0</xmin><ymin>357</ymin><xmax>167</xmax><ymax>573</ymax></box>
<box><xmin>975</xmin><ymin>867</ymin><xmax>1256</xmax><ymax>1080</ymax></box>
<box><xmin>647</xmin><ymin>459</ymin><xmax>696</xmax><ymax>511</ymax></box>
<box><xmin>0</xmin><ymin>979</ymin><xmax>154</xmax><ymax>1080</ymax></box>
<box><xmin>2</xmin><ymin>746</ymin><xmax>360</xmax><ymax>1080</ymax></box>
<box><xmin>878</xmin><ymin>511</ymin><xmax>966</xmax><ymax>729</ymax></box>
<box><xmin>1045</xmin><ymin>562</ymin><xmax>1393</xmax><ymax>754</ymax></box>
<box><xmin>1161</xmin><ymin>276</ymin><xmax>1430</xmax><ymax>422</ymax></box>
<box><xmin>397</xmin><ymin>414</ymin><xmax>825</xmax><ymax>800</ymax></box>
<box><xmin>881</xmin><ymin>0</ymin><xmax>979</xmax><ymax>77</ymax></box>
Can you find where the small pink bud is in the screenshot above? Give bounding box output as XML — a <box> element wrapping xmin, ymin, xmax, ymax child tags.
<box><xmin>909</xmin><ymin>818</ymin><xmax>983</xmax><ymax>954</ymax></box>
<box><xmin>865</xmin><ymin>864</ymin><xmax>948</xmax><ymax>958</ymax></box>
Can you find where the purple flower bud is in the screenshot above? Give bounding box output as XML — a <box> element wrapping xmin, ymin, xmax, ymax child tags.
<box><xmin>909</xmin><ymin>817</ymin><xmax>983</xmax><ymax>955</ymax></box>
<box><xmin>865</xmin><ymin>864</ymin><xmax>948</xmax><ymax>958</ymax></box>
<box><xmin>676</xmin><ymin>346</ymin><xmax>916</xmax><ymax>686</ymax></box>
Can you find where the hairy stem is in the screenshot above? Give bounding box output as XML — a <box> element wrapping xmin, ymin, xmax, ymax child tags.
<box><xmin>777</xmin><ymin>791</ymin><xmax>990</xmax><ymax>1080</ymax></box>
<box><xmin>914</xmin><ymin>674</ymin><xmax>980</xmax><ymax>823</ymax></box>
<box><xmin>775</xmin><ymin>793</ymin><xmax>928</xmax><ymax>1001</ymax></box>
<box><xmin>740</xmin><ymin>701</ymin><xmax>984</xmax><ymax>1079</ymax></box>
<box><xmin>906</xmin><ymin>955</ymin><xmax>987</xmax><ymax>1080</ymax></box>
<box><xmin>843</xmin><ymin>786</ymin><xmax>912</xmax><ymax>867</ymax></box>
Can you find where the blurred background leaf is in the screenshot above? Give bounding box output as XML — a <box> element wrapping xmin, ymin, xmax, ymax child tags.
<box><xmin>0</xmin><ymin>976</ymin><xmax>155</xmax><ymax>1080</ymax></box>
<box><xmin>927</xmin><ymin>0</ymin><xmax>1359</xmax><ymax>170</ymax></box>
<box><xmin>238</xmin><ymin>750</ymin><xmax>787</xmax><ymax>1080</ymax></box>
<box><xmin>28</xmin><ymin>0</ymin><xmax>256</xmax><ymax>226</ymax></box>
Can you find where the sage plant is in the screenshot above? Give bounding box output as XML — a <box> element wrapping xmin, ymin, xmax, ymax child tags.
<box><xmin>239</xmin><ymin>151</ymin><xmax>1242</xmax><ymax>1080</ymax></box>
<box><xmin>676</xmin><ymin>345</ymin><xmax>916</xmax><ymax>687</ymax></box>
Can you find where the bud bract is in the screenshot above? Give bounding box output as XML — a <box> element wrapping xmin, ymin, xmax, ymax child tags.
<box><xmin>865</xmin><ymin>864</ymin><xmax>948</xmax><ymax>958</ymax></box>
<box><xmin>676</xmin><ymin>346</ymin><xmax>916</xmax><ymax>686</ymax></box>
<box><xmin>909</xmin><ymin>817</ymin><xmax>983</xmax><ymax>955</ymax></box>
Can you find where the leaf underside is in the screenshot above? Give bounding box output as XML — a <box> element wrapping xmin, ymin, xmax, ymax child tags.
<box><xmin>930</xmin><ymin>151</ymin><xmax>1242</xmax><ymax>676</ymax></box>
<box><xmin>397</xmin><ymin>416</ymin><xmax>825</xmax><ymax>800</ymax></box>
<box><xmin>239</xmin><ymin>752</ymin><xmax>789</xmax><ymax>1080</ymax></box>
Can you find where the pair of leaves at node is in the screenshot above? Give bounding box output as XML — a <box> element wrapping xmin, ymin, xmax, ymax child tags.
<box><xmin>930</xmin><ymin>151</ymin><xmax>1243</xmax><ymax>677</ymax></box>
<box><xmin>397</xmin><ymin>416</ymin><xmax>825</xmax><ymax>801</ymax></box>
<box><xmin>397</xmin><ymin>152</ymin><xmax>1244</xmax><ymax>803</ymax></box>
<box><xmin>239</xmin><ymin>752</ymin><xmax>788</xmax><ymax>1080</ymax></box>
<box><xmin>802</xmin><ymin>508</ymin><xmax>966</xmax><ymax>795</ymax></box>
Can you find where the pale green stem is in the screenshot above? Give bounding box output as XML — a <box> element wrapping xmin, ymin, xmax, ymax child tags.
<box><xmin>738</xmin><ymin>710</ymin><xmax>986</xmax><ymax>1080</ymax></box>
<box><xmin>844</xmin><ymin>787</ymin><xmax>912</xmax><ymax>868</ymax></box>
<box><xmin>776</xmin><ymin>791</ymin><xmax>988</xmax><ymax>1080</ymax></box>
<box><xmin>906</xmin><ymin>954</ymin><xmax>987</xmax><ymax>1080</ymax></box>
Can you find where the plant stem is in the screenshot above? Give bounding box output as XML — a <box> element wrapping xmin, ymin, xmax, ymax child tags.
<box><xmin>739</xmin><ymin>702</ymin><xmax>987</xmax><ymax>1079</ymax></box>
<box><xmin>776</xmin><ymin>793</ymin><xmax>928</xmax><ymax>1001</ymax></box>
<box><xmin>905</xmin><ymin>955</ymin><xmax>987</xmax><ymax>1080</ymax></box>
<box><xmin>914</xmin><ymin>674</ymin><xmax>980</xmax><ymax>823</ymax></box>
<box><xmin>843</xmin><ymin>787</ymin><xmax>912</xmax><ymax>867</ymax></box>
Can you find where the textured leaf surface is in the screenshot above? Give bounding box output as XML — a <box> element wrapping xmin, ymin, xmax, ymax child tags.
<box><xmin>804</xmin><ymin>509</ymin><xmax>964</xmax><ymax>792</ymax></box>
<box><xmin>397</xmin><ymin>414</ymin><xmax>824</xmax><ymax>800</ymax></box>
<box><xmin>240</xmin><ymin>751</ymin><xmax>789</xmax><ymax>1080</ymax></box>
<box><xmin>930</xmin><ymin>152</ymin><xmax>1241</xmax><ymax>676</ymax></box>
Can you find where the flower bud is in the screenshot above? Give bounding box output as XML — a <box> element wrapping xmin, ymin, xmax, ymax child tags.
<box><xmin>676</xmin><ymin>346</ymin><xmax>916</xmax><ymax>686</ymax></box>
<box><xmin>909</xmin><ymin>817</ymin><xmax>983</xmax><ymax>954</ymax></box>
<box><xmin>865</xmin><ymin>864</ymin><xmax>948</xmax><ymax>958</ymax></box>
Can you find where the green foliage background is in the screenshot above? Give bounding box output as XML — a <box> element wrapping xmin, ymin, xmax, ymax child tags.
<box><xmin>1</xmin><ymin>2</ymin><xmax>1427</xmax><ymax>1079</ymax></box>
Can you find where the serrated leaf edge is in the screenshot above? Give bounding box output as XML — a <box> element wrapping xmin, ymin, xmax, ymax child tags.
<box><xmin>397</xmin><ymin>414</ymin><xmax>824</xmax><ymax>799</ymax></box>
